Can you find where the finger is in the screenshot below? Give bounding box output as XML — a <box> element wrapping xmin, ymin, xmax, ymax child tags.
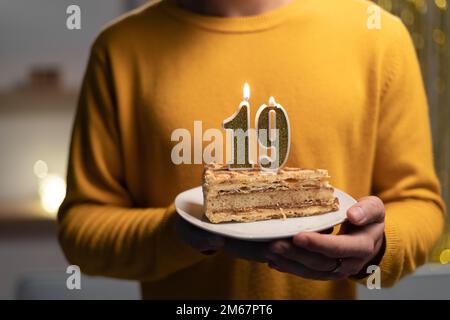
<box><xmin>347</xmin><ymin>196</ymin><xmax>385</xmax><ymax>226</ymax></box>
<box><xmin>175</xmin><ymin>216</ymin><xmax>224</xmax><ymax>251</ymax></box>
<box><xmin>268</xmin><ymin>255</ymin><xmax>345</xmax><ymax>281</ymax></box>
<box><xmin>337</xmin><ymin>257</ymin><xmax>366</xmax><ymax>276</ymax></box>
<box><xmin>269</xmin><ymin>240</ymin><xmax>337</xmax><ymax>271</ymax></box>
<box><xmin>224</xmin><ymin>238</ymin><xmax>270</xmax><ymax>262</ymax></box>
<box><xmin>293</xmin><ymin>232</ymin><xmax>374</xmax><ymax>258</ymax></box>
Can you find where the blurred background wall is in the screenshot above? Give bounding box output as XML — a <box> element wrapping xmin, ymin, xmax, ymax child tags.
<box><xmin>0</xmin><ymin>0</ymin><xmax>147</xmax><ymax>299</ymax></box>
<box><xmin>0</xmin><ymin>0</ymin><xmax>129</xmax><ymax>208</ymax></box>
<box><xmin>0</xmin><ymin>0</ymin><xmax>448</xmax><ymax>299</ymax></box>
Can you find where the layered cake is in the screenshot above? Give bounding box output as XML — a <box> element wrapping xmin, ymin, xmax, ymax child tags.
<box><xmin>203</xmin><ymin>164</ymin><xmax>339</xmax><ymax>223</ymax></box>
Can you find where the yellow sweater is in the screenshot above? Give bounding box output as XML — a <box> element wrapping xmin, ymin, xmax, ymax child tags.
<box><xmin>58</xmin><ymin>0</ymin><xmax>445</xmax><ymax>299</ymax></box>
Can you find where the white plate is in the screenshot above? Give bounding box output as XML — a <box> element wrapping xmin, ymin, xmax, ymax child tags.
<box><xmin>175</xmin><ymin>186</ymin><xmax>356</xmax><ymax>241</ymax></box>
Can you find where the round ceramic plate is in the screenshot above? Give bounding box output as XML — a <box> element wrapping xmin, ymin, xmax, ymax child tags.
<box><xmin>175</xmin><ymin>186</ymin><xmax>357</xmax><ymax>241</ymax></box>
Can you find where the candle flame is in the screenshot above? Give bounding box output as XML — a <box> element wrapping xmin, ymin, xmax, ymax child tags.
<box><xmin>243</xmin><ymin>83</ymin><xmax>250</xmax><ymax>101</ymax></box>
<box><xmin>269</xmin><ymin>96</ymin><xmax>276</xmax><ymax>106</ymax></box>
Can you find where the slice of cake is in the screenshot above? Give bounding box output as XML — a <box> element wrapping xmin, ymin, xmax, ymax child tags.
<box><xmin>202</xmin><ymin>164</ymin><xmax>339</xmax><ymax>223</ymax></box>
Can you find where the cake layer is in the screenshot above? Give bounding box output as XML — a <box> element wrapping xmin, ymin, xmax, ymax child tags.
<box><xmin>209</xmin><ymin>177</ymin><xmax>328</xmax><ymax>195</ymax></box>
<box><xmin>206</xmin><ymin>199</ymin><xmax>339</xmax><ymax>223</ymax></box>
<box><xmin>206</xmin><ymin>187</ymin><xmax>334</xmax><ymax>212</ymax></box>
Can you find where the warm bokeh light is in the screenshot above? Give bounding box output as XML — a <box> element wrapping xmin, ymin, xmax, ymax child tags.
<box><xmin>33</xmin><ymin>160</ymin><xmax>48</xmax><ymax>179</ymax></box>
<box><xmin>435</xmin><ymin>0</ymin><xmax>447</xmax><ymax>10</ymax></box>
<box><xmin>378</xmin><ymin>0</ymin><xmax>393</xmax><ymax>11</ymax></box>
<box><xmin>439</xmin><ymin>249</ymin><xmax>450</xmax><ymax>264</ymax></box>
<box><xmin>433</xmin><ymin>28</ymin><xmax>446</xmax><ymax>46</ymax></box>
<box><xmin>38</xmin><ymin>174</ymin><xmax>66</xmax><ymax>215</ymax></box>
<box><xmin>400</xmin><ymin>8</ymin><xmax>415</xmax><ymax>26</ymax></box>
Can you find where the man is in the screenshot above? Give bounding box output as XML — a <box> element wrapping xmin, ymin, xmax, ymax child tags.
<box><xmin>58</xmin><ymin>0</ymin><xmax>445</xmax><ymax>299</ymax></box>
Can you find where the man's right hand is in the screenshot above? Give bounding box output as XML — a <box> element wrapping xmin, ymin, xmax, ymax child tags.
<box><xmin>175</xmin><ymin>215</ymin><xmax>225</xmax><ymax>254</ymax></box>
<box><xmin>175</xmin><ymin>216</ymin><xmax>271</xmax><ymax>261</ymax></box>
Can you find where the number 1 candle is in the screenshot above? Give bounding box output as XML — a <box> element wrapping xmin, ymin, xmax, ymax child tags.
<box><xmin>222</xmin><ymin>83</ymin><xmax>253</xmax><ymax>170</ymax></box>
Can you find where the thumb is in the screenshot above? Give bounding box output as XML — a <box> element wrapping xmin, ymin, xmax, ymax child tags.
<box><xmin>347</xmin><ymin>196</ymin><xmax>385</xmax><ymax>226</ymax></box>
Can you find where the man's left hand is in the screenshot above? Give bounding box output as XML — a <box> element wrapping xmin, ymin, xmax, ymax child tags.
<box><xmin>267</xmin><ymin>196</ymin><xmax>386</xmax><ymax>280</ymax></box>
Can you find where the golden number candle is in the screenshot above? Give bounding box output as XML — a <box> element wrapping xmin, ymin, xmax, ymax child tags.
<box><xmin>255</xmin><ymin>96</ymin><xmax>291</xmax><ymax>171</ymax></box>
<box><xmin>222</xmin><ymin>83</ymin><xmax>253</xmax><ymax>170</ymax></box>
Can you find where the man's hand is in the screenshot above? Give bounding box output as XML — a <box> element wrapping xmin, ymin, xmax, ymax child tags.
<box><xmin>175</xmin><ymin>216</ymin><xmax>271</xmax><ymax>261</ymax></box>
<box><xmin>175</xmin><ymin>216</ymin><xmax>225</xmax><ymax>254</ymax></box>
<box><xmin>267</xmin><ymin>196</ymin><xmax>386</xmax><ymax>280</ymax></box>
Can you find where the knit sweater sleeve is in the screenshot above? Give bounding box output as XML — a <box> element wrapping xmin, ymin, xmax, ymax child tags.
<box><xmin>57</xmin><ymin>39</ymin><xmax>208</xmax><ymax>282</ymax></box>
<box><xmin>366</xmin><ymin>19</ymin><xmax>446</xmax><ymax>287</ymax></box>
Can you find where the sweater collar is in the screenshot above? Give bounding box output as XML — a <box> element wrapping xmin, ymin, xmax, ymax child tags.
<box><xmin>161</xmin><ymin>0</ymin><xmax>307</xmax><ymax>33</ymax></box>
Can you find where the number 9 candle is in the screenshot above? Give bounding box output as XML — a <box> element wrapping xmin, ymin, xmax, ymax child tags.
<box><xmin>255</xmin><ymin>96</ymin><xmax>291</xmax><ymax>171</ymax></box>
